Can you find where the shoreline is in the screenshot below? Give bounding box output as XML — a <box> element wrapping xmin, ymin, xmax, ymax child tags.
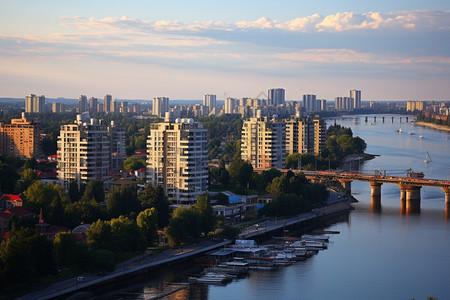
<box><xmin>413</xmin><ymin>121</ymin><xmax>450</xmax><ymax>132</ymax></box>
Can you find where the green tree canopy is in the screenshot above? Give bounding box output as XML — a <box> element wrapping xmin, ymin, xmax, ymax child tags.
<box><xmin>122</xmin><ymin>156</ymin><xmax>146</xmax><ymax>171</ymax></box>
<box><xmin>194</xmin><ymin>194</ymin><xmax>216</xmax><ymax>235</ymax></box>
<box><xmin>228</xmin><ymin>157</ymin><xmax>253</xmax><ymax>187</ymax></box>
<box><xmin>106</xmin><ymin>184</ymin><xmax>140</xmax><ymax>218</ymax></box>
<box><xmin>137</xmin><ymin>208</ymin><xmax>158</xmax><ymax>246</ymax></box>
<box><xmin>166</xmin><ymin>207</ymin><xmax>202</xmax><ymax>247</ymax></box>
<box><xmin>139</xmin><ymin>184</ymin><xmax>170</xmax><ymax>228</ymax></box>
<box><xmin>81</xmin><ymin>179</ymin><xmax>105</xmax><ymax>203</ymax></box>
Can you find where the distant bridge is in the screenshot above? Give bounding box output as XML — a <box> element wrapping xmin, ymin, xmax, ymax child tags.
<box><xmin>283</xmin><ymin>169</ymin><xmax>450</xmax><ymax>214</ymax></box>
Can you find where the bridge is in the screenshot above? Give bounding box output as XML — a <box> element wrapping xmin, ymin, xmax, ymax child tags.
<box><xmin>292</xmin><ymin>170</ymin><xmax>450</xmax><ymax>214</ymax></box>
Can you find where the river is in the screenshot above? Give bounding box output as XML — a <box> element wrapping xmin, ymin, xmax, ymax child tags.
<box><xmin>107</xmin><ymin>114</ymin><xmax>450</xmax><ymax>300</ymax></box>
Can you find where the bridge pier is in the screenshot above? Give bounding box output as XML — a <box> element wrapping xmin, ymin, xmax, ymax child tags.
<box><xmin>370</xmin><ymin>182</ymin><xmax>382</xmax><ymax>213</ymax></box>
<box><xmin>365</xmin><ymin>116</ymin><xmax>368</xmax><ymax>122</ymax></box>
<box><xmin>398</xmin><ymin>185</ymin><xmax>407</xmax><ymax>214</ymax></box>
<box><xmin>382</xmin><ymin>117</ymin><xmax>385</xmax><ymax>123</ymax></box>
<box><xmin>442</xmin><ymin>187</ymin><xmax>450</xmax><ymax>204</ymax></box>
<box><xmin>406</xmin><ymin>186</ymin><xmax>421</xmax><ymax>214</ymax></box>
<box><xmin>338</xmin><ymin>179</ymin><xmax>352</xmax><ymax>195</ymax></box>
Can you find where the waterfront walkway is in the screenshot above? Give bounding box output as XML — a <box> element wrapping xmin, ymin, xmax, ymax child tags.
<box><xmin>19</xmin><ymin>240</ymin><xmax>231</xmax><ymax>300</ymax></box>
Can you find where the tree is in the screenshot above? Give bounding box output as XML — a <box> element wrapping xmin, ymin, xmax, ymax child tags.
<box><xmin>194</xmin><ymin>194</ymin><xmax>216</xmax><ymax>236</ymax></box>
<box><xmin>64</xmin><ymin>199</ymin><xmax>103</xmax><ymax>228</ymax></box>
<box><xmin>53</xmin><ymin>232</ymin><xmax>89</xmax><ymax>270</ymax></box>
<box><xmin>0</xmin><ymin>160</ymin><xmax>19</xmax><ymax>193</ymax></box>
<box><xmin>90</xmin><ymin>249</ymin><xmax>115</xmax><ymax>272</ymax></box>
<box><xmin>23</xmin><ymin>181</ymin><xmax>69</xmax><ymax>225</ymax></box>
<box><xmin>81</xmin><ymin>179</ymin><xmax>105</xmax><ymax>203</ymax></box>
<box><xmin>228</xmin><ymin>157</ymin><xmax>253</xmax><ymax>187</ymax></box>
<box><xmin>139</xmin><ymin>184</ymin><xmax>170</xmax><ymax>228</ymax></box>
<box><xmin>218</xmin><ymin>225</ymin><xmax>241</xmax><ymax>240</ymax></box>
<box><xmin>266</xmin><ymin>175</ymin><xmax>288</xmax><ymax>194</ymax></box>
<box><xmin>106</xmin><ymin>184</ymin><xmax>140</xmax><ymax>218</ymax></box>
<box><xmin>122</xmin><ymin>156</ymin><xmax>146</xmax><ymax>171</ymax></box>
<box><xmin>68</xmin><ymin>180</ymin><xmax>80</xmax><ymax>203</ymax></box>
<box><xmin>110</xmin><ymin>216</ymin><xmax>146</xmax><ymax>252</ymax></box>
<box><xmin>166</xmin><ymin>207</ymin><xmax>202</xmax><ymax>247</ymax></box>
<box><xmin>86</xmin><ymin>219</ymin><xmax>113</xmax><ymax>251</ymax></box>
<box><xmin>137</xmin><ymin>208</ymin><xmax>158</xmax><ymax>246</ymax></box>
<box><xmin>14</xmin><ymin>168</ymin><xmax>39</xmax><ymax>193</ymax></box>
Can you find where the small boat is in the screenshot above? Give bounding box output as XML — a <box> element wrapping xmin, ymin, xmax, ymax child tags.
<box><xmin>409</xmin><ymin>131</ymin><xmax>415</xmax><ymax>135</ymax></box>
<box><xmin>419</xmin><ymin>134</ymin><xmax>423</xmax><ymax>139</ymax></box>
<box><xmin>395</xmin><ymin>128</ymin><xmax>402</xmax><ymax>133</ymax></box>
<box><xmin>424</xmin><ymin>151</ymin><xmax>432</xmax><ymax>164</ymax></box>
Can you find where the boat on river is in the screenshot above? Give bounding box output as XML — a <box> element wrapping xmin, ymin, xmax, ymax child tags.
<box><xmin>424</xmin><ymin>151</ymin><xmax>432</xmax><ymax>164</ymax></box>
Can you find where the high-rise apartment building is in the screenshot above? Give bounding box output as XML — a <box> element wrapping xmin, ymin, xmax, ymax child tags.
<box><xmin>241</xmin><ymin>116</ymin><xmax>286</xmax><ymax>170</ymax></box>
<box><xmin>108</xmin><ymin>121</ymin><xmax>126</xmax><ymax>171</ymax></box>
<box><xmin>313</xmin><ymin>118</ymin><xmax>327</xmax><ymax>155</ymax></box>
<box><xmin>120</xmin><ymin>101</ymin><xmax>128</xmax><ymax>113</ymax></box>
<box><xmin>78</xmin><ymin>95</ymin><xmax>88</xmax><ymax>113</ymax></box>
<box><xmin>0</xmin><ymin>113</ymin><xmax>41</xmax><ymax>159</ymax></box>
<box><xmin>406</xmin><ymin>101</ymin><xmax>425</xmax><ymax>112</ymax></box>
<box><xmin>104</xmin><ymin>95</ymin><xmax>112</xmax><ymax>113</ymax></box>
<box><xmin>349</xmin><ymin>89</ymin><xmax>361</xmax><ymax>110</ymax></box>
<box><xmin>318</xmin><ymin>99</ymin><xmax>327</xmax><ymax>111</ymax></box>
<box><xmin>335</xmin><ymin>97</ymin><xmax>352</xmax><ymax>111</ymax></box>
<box><xmin>203</xmin><ymin>94</ymin><xmax>216</xmax><ymax>108</ymax></box>
<box><xmin>285</xmin><ymin>117</ymin><xmax>327</xmax><ymax>156</ymax></box>
<box><xmin>303</xmin><ymin>94</ymin><xmax>317</xmax><ymax>112</ymax></box>
<box><xmin>286</xmin><ymin>117</ymin><xmax>315</xmax><ymax>155</ymax></box>
<box><xmin>52</xmin><ymin>103</ymin><xmax>64</xmax><ymax>113</ymax></box>
<box><xmin>57</xmin><ymin>113</ymin><xmax>110</xmax><ymax>187</ymax></box>
<box><xmin>224</xmin><ymin>97</ymin><xmax>237</xmax><ymax>114</ymax></box>
<box><xmin>146</xmin><ymin>115</ymin><xmax>208</xmax><ymax>205</ymax></box>
<box><xmin>152</xmin><ymin>97</ymin><xmax>169</xmax><ymax>118</ymax></box>
<box><xmin>25</xmin><ymin>94</ymin><xmax>45</xmax><ymax>113</ymax></box>
<box><xmin>268</xmin><ymin>88</ymin><xmax>285</xmax><ymax>106</ymax></box>
<box><xmin>89</xmin><ymin>97</ymin><xmax>98</xmax><ymax>114</ymax></box>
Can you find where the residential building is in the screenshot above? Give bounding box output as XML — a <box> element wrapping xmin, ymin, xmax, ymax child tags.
<box><xmin>303</xmin><ymin>94</ymin><xmax>317</xmax><ymax>112</ymax></box>
<box><xmin>146</xmin><ymin>114</ymin><xmax>208</xmax><ymax>205</ymax></box>
<box><xmin>57</xmin><ymin>112</ymin><xmax>110</xmax><ymax>188</ymax></box>
<box><xmin>78</xmin><ymin>95</ymin><xmax>88</xmax><ymax>113</ymax></box>
<box><xmin>25</xmin><ymin>94</ymin><xmax>45</xmax><ymax>113</ymax></box>
<box><xmin>286</xmin><ymin>117</ymin><xmax>315</xmax><ymax>155</ymax></box>
<box><xmin>406</xmin><ymin>101</ymin><xmax>426</xmax><ymax>112</ymax></box>
<box><xmin>313</xmin><ymin>117</ymin><xmax>327</xmax><ymax>155</ymax></box>
<box><xmin>152</xmin><ymin>97</ymin><xmax>169</xmax><ymax>118</ymax></box>
<box><xmin>224</xmin><ymin>97</ymin><xmax>237</xmax><ymax>114</ymax></box>
<box><xmin>108</xmin><ymin>121</ymin><xmax>126</xmax><ymax>171</ymax></box>
<box><xmin>0</xmin><ymin>113</ymin><xmax>41</xmax><ymax>159</ymax></box>
<box><xmin>120</xmin><ymin>101</ymin><xmax>128</xmax><ymax>113</ymax></box>
<box><xmin>52</xmin><ymin>102</ymin><xmax>64</xmax><ymax>113</ymax></box>
<box><xmin>335</xmin><ymin>97</ymin><xmax>352</xmax><ymax>111</ymax></box>
<box><xmin>349</xmin><ymin>89</ymin><xmax>361</xmax><ymax>110</ymax></box>
<box><xmin>203</xmin><ymin>94</ymin><xmax>216</xmax><ymax>108</ymax></box>
<box><xmin>268</xmin><ymin>88</ymin><xmax>285</xmax><ymax>106</ymax></box>
<box><xmin>89</xmin><ymin>97</ymin><xmax>98</xmax><ymax>114</ymax></box>
<box><xmin>104</xmin><ymin>94</ymin><xmax>112</xmax><ymax>113</ymax></box>
<box><xmin>241</xmin><ymin>115</ymin><xmax>286</xmax><ymax>170</ymax></box>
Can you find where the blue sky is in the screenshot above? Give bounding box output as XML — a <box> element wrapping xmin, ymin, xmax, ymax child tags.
<box><xmin>1</xmin><ymin>1</ymin><xmax>449</xmax><ymax>100</ymax></box>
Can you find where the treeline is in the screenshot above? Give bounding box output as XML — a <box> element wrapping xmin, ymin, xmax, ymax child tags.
<box><xmin>416</xmin><ymin>113</ymin><xmax>450</xmax><ymax>127</ymax></box>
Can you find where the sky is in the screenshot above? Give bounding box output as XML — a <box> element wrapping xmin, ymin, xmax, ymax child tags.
<box><xmin>1</xmin><ymin>0</ymin><xmax>449</xmax><ymax>101</ymax></box>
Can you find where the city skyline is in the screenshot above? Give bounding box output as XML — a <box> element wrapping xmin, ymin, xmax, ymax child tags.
<box><xmin>1</xmin><ymin>1</ymin><xmax>449</xmax><ymax>100</ymax></box>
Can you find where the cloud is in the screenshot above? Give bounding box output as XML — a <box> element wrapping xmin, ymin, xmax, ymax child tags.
<box><xmin>60</xmin><ymin>10</ymin><xmax>450</xmax><ymax>33</ymax></box>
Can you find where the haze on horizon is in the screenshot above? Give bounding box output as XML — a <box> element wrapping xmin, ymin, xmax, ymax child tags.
<box><xmin>0</xmin><ymin>0</ymin><xmax>449</xmax><ymax>101</ymax></box>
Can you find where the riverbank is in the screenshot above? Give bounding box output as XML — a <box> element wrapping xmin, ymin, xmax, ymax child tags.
<box><xmin>413</xmin><ymin>121</ymin><xmax>450</xmax><ymax>132</ymax></box>
<box><xmin>339</xmin><ymin>153</ymin><xmax>377</xmax><ymax>171</ymax></box>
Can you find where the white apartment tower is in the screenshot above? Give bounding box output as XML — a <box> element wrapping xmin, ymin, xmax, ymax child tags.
<box><xmin>57</xmin><ymin>112</ymin><xmax>110</xmax><ymax>187</ymax></box>
<box><xmin>349</xmin><ymin>89</ymin><xmax>361</xmax><ymax>110</ymax></box>
<box><xmin>203</xmin><ymin>94</ymin><xmax>216</xmax><ymax>108</ymax></box>
<box><xmin>153</xmin><ymin>97</ymin><xmax>169</xmax><ymax>118</ymax></box>
<box><xmin>224</xmin><ymin>97</ymin><xmax>237</xmax><ymax>114</ymax></box>
<box><xmin>268</xmin><ymin>88</ymin><xmax>285</xmax><ymax>106</ymax></box>
<box><xmin>146</xmin><ymin>115</ymin><xmax>208</xmax><ymax>205</ymax></box>
<box><xmin>241</xmin><ymin>115</ymin><xmax>286</xmax><ymax>170</ymax></box>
